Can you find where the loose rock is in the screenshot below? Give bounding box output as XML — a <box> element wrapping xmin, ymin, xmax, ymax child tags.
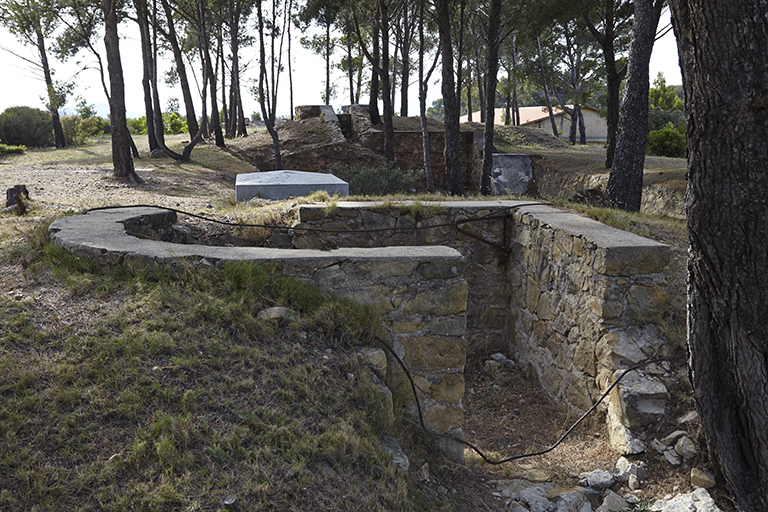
<box><xmin>674</xmin><ymin>436</ymin><xmax>697</xmax><ymax>460</ymax></box>
<box><xmin>690</xmin><ymin>468</ymin><xmax>715</xmax><ymax>489</ymax></box>
<box><xmin>650</xmin><ymin>488</ymin><xmax>722</xmax><ymax>512</ymax></box>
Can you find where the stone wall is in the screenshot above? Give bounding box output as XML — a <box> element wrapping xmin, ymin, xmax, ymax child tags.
<box><xmin>289</xmin><ymin>200</ymin><xmax>675</xmax><ymax>454</ymax></box>
<box><xmin>507</xmin><ymin>206</ymin><xmax>672</xmax><ymax>453</ymax></box>
<box><xmin>291</xmin><ymin>202</ymin><xmax>514</xmax><ymax>354</ymax></box>
<box><xmin>48</xmin><ymin>206</ymin><xmax>469</xmax><ymax>461</ymax></box>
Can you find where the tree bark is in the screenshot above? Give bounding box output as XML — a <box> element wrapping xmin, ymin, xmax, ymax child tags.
<box><xmin>36</xmin><ymin>30</ymin><xmax>65</xmax><ymax>149</ymax></box>
<box><xmin>480</xmin><ymin>0</ymin><xmax>502</xmax><ymax>196</ymax></box>
<box><xmin>670</xmin><ymin>1</ymin><xmax>768</xmax><ymax>510</ymax></box>
<box><xmin>604</xmin><ymin>0</ymin><xmax>662</xmax><ymax>211</ymax></box>
<box><xmin>198</xmin><ymin>0</ymin><xmax>225</xmax><ymax>148</ymax></box>
<box><xmin>102</xmin><ymin>0</ymin><xmax>141</xmax><ymax>183</ymax></box>
<box><xmin>378</xmin><ymin>0</ymin><xmax>395</xmax><ymax>162</ymax></box>
<box><xmin>158</xmin><ymin>0</ymin><xmax>200</xmax><ymax>140</ymax></box>
<box><xmin>536</xmin><ymin>34</ymin><xmax>559</xmax><ymax>138</ymax></box>
<box><xmin>417</xmin><ymin>0</ymin><xmax>437</xmax><ymax>193</ymax></box>
<box><xmin>435</xmin><ymin>0</ymin><xmax>464</xmax><ymax>195</ymax></box>
<box><xmin>583</xmin><ymin>0</ymin><xmax>628</xmax><ymax>169</ymax></box>
<box><xmin>134</xmin><ymin>0</ymin><xmax>158</xmax><ymax>151</ymax></box>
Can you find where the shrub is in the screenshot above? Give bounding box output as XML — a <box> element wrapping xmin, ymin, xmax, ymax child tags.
<box><xmin>0</xmin><ymin>106</ymin><xmax>54</xmax><ymax>147</ymax></box>
<box><xmin>127</xmin><ymin>116</ymin><xmax>147</xmax><ymax>135</ymax></box>
<box><xmin>647</xmin><ymin>123</ymin><xmax>686</xmax><ymax>158</ymax></box>
<box><xmin>0</xmin><ymin>144</ymin><xmax>26</xmax><ymax>154</ymax></box>
<box><xmin>162</xmin><ymin>112</ymin><xmax>188</xmax><ymax>135</ymax></box>
<box><xmin>327</xmin><ymin>161</ymin><xmax>420</xmax><ymax>196</ymax></box>
<box><xmin>127</xmin><ymin>114</ymin><xmax>188</xmax><ymax>135</ymax></box>
<box><xmin>61</xmin><ymin>115</ymin><xmax>106</xmax><ymax>145</ymax></box>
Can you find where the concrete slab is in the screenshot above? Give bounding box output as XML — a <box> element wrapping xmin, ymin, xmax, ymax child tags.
<box><xmin>236</xmin><ymin>170</ymin><xmax>349</xmax><ymax>201</ymax></box>
<box><xmin>319</xmin><ymin>105</ymin><xmax>339</xmax><ymax>123</ymax></box>
<box><xmin>491</xmin><ymin>154</ymin><xmax>533</xmax><ymax>195</ymax></box>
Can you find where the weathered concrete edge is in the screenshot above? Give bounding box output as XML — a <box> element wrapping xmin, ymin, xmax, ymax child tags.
<box><xmin>47</xmin><ymin>206</ymin><xmax>464</xmax><ymax>266</ymax></box>
<box><xmin>515</xmin><ymin>204</ymin><xmax>672</xmax><ymax>276</ymax></box>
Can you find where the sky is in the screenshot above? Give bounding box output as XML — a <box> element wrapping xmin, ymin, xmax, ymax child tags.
<box><xmin>0</xmin><ymin>9</ymin><xmax>682</xmax><ymax>121</ymax></box>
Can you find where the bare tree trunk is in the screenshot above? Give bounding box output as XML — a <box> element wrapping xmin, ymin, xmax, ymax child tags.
<box><xmin>369</xmin><ymin>23</ymin><xmax>381</xmax><ymax>125</ymax></box>
<box><xmin>159</xmin><ymin>0</ymin><xmax>200</xmax><ymax>140</ymax></box>
<box><xmin>435</xmin><ymin>0</ymin><xmax>463</xmax><ymax>195</ymax></box>
<box><xmin>480</xmin><ymin>0</ymin><xmax>502</xmax><ymax>195</ymax></box>
<box><xmin>36</xmin><ymin>31</ymin><xmax>65</xmax><ymax>149</ymax></box>
<box><xmin>418</xmin><ymin>0</ymin><xmax>437</xmax><ymax>192</ymax></box>
<box><xmin>399</xmin><ymin>3</ymin><xmax>411</xmax><ymax>117</ymax></box>
<box><xmin>604</xmin><ymin>0</ymin><xmax>663</xmax><ymax>211</ymax></box>
<box><xmin>378</xmin><ymin>0</ymin><xmax>395</xmax><ymax>162</ymax></box>
<box><xmin>102</xmin><ymin>0</ymin><xmax>141</xmax><ymax>183</ymax></box>
<box><xmin>536</xmin><ymin>34</ymin><xmax>559</xmax><ymax>138</ymax></box>
<box><xmin>324</xmin><ymin>20</ymin><xmax>331</xmax><ymax>104</ymax></box>
<box><xmin>198</xmin><ymin>0</ymin><xmax>224</xmax><ymax>148</ymax></box>
<box><xmin>670</xmin><ymin>1</ymin><xmax>768</xmax><ymax>508</ymax></box>
<box><xmin>135</xmin><ymin>0</ymin><xmax>158</xmax><ymax>151</ymax></box>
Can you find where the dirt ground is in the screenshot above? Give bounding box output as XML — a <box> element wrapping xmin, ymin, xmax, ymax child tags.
<box><xmin>0</xmin><ymin>137</ymin><xmax>733</xmax><ymax>511</ymax></box>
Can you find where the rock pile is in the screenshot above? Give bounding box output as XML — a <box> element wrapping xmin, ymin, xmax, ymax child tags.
<box><xmin>483</xmin><ymin>455</ymin><xmax>722</xmax><ymax>512</ymax></box>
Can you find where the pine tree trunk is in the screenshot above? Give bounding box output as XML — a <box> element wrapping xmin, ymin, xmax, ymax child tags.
<box><xmin>159</xmin><ymin>0</ymin><xmax>199</xmax><ymax>140</ymax></box>
<box><xmin>480</xmin><ymin>0</ymin><xmax>501</xmax><ymax>196</ymax></box>
<box><xmin>604</xmin><ymin>0</ymin><xmax>662</xmax><ymax>211</ymax></box>
<box><xmin>36</xmin><ymin>31</ymin><xmax>65</xmax><ymax>149</ymax></box>
<box><xmin>102</xmin><ymin>0</ymin><xmax>141</xmax><ymax>183</ymax></box>
<box><xmin>670</xmin><ymin>1</ymin><xmax>768</xmax><ymax>510</ymax></box>
<box><xmin>436</xmin><ymin>0</ymin><xmax>463</xmax><ymax>195</ymax></box>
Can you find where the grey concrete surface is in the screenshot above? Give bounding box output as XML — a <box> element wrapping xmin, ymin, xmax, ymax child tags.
<box><xmin>235</xmin><ymin>170</ymin><xmax>349</xmax><ymax>201</ymax></box>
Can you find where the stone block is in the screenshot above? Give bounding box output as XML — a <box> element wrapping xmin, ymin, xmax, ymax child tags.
<box><xmin>481</xmin><ymin>307</ymin><xmax>507</xmax><ymax>330</ymax></box>
<box><xmin>574</xmin><ymin>338</ymin><xmax>597</xmax><ymax>377</ymax></box>
<box><xmin>430</xmin><ymin>373</ymin><xmax>465</xmax><ymax>402</ymax></box>
<box><xmin>627</xmin><ymin>285</ymin><xmax>667</xmax><ymax>318</ymax></box>
<box><xmin>421</xmin><ymin>401</ymin><xmax>464</xmax><ymax>434</ymax></box>
<box><xmin>417</xmin><ymin>259</ymin><xmax>464</xmax><ymax>280</ymax></box>
<box><xmin>236</xmin><ymin>170</ymin><xmax>348</xmax><ymax>201</ymax></box>
<box><xmin>400</xmin><ymin>336</ymin><xmax>467</xmax><ymax>371</ymax></box>
<box><xmin>609</xmin><ymin>370</ymin><xmax>669</xmax><ymax>428</ymax></box>
<box><xmin>403</xmin><ymin>281</ymin><xmax>468</xmax><ymax>317</ymax></box>
<box><xmin>342</xmin><ymin>285</ymin><xmax>395</xmax><ymax>315</ymax></box>
<box><xmin>428</xmin><ymin>316</ymin><xmax>467</xmax><ymax>336</ymax></box>
<box><xmin>391</xmin><ymin>321</ymin><xmax>425</xmax><ymax>334</ymax></box>
<box><xmin>357</xmin><ymin>347</ymin><xmax>388</xmax><ymax>379</ymax></box>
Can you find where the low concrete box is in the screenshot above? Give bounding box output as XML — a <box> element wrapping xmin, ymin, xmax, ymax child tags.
<box><xmin>235</xmin><ymin>170</ymin><xmax>349</xmax><ymax>201</ymax></box>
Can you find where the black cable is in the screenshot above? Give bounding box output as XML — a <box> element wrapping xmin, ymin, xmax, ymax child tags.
<box><xmin>374</xmin><ymin>335</ymin><xmax>684</xmax><ymax>465</ymax></box>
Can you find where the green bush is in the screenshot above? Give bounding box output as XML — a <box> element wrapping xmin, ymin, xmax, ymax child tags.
<box><xmin>127</xmin><ymin>114</ymin><xmax>187</xmax><ymax>135</ymax></box>
<box><xmin>162</xmin><ymin>112</ymin><xmax>188</xmax><ymax>135</ymax></box>
<box><xmin>327</xmin><ymin>161</ymin><xmax>420</xmax><ymax>196</ymax></box>
<box><xmin>647</xmin><ymin>123</ymin><xmax>686</xmax><ymax>158</ymax></box>
<box><xmin>127</xmin><ymin>116</ymin><xmax>147</xmax><ymax>135</ymax></box>
<box><xmin>0</xmin><ymin>144</ymin><xmax>26</xmax><ymax>154</ymax></box>
<box><xmin>0</xmin><ymin>106</ymin><xmax>54</xmax><ymax>147</ymax></box>
<box><xmin>61</xmin><ymin>115</ymin><xmax>106</xmax><ymax>145</ymax></box>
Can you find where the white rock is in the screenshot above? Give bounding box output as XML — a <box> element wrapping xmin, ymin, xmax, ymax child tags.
<box><xmin>585</xmin><ymin>469</ymin><xmax>615</xmax><ymax>489</ymax></box>
<box><xmin>650</xmin><ymin>487</ymin><xmax>722</xmax><ymax>512</ymax></box>
<box><xmin>597</xmin><ymin>490</ymin><xmax>629</xmax><ymax>512</ymax></box>
<box><xmin>675</xmin><ymin>436</ymin><xmax>697</xmax><ymax>460</ymax></box>
<box><xmin>661</xmin><ymin>430</ymin><xmax>688</xmax><ymax>446</ymax></box>
<box><xmin>651</xmin><ymin>438</ymin><xmax>667</xmax><ymax>454</ymax></box>
<box><xmin>628</xmin><ymin>474</ymin><xmax>640</xmax><ymax>491</ymax></box>
<box><xmin>607</xmin><ymin>408</ymin><xmax>646</xmax><ymax>455</ymax></box>
<box><xmin>614</xmin><ymin>456</ymin><xmax>649</xmax><ymax>483</ymax></box>
<box><xmin>664</xmin><ymin>449</ymin><xmax>682</xmax><ymax>466</ymax></box>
